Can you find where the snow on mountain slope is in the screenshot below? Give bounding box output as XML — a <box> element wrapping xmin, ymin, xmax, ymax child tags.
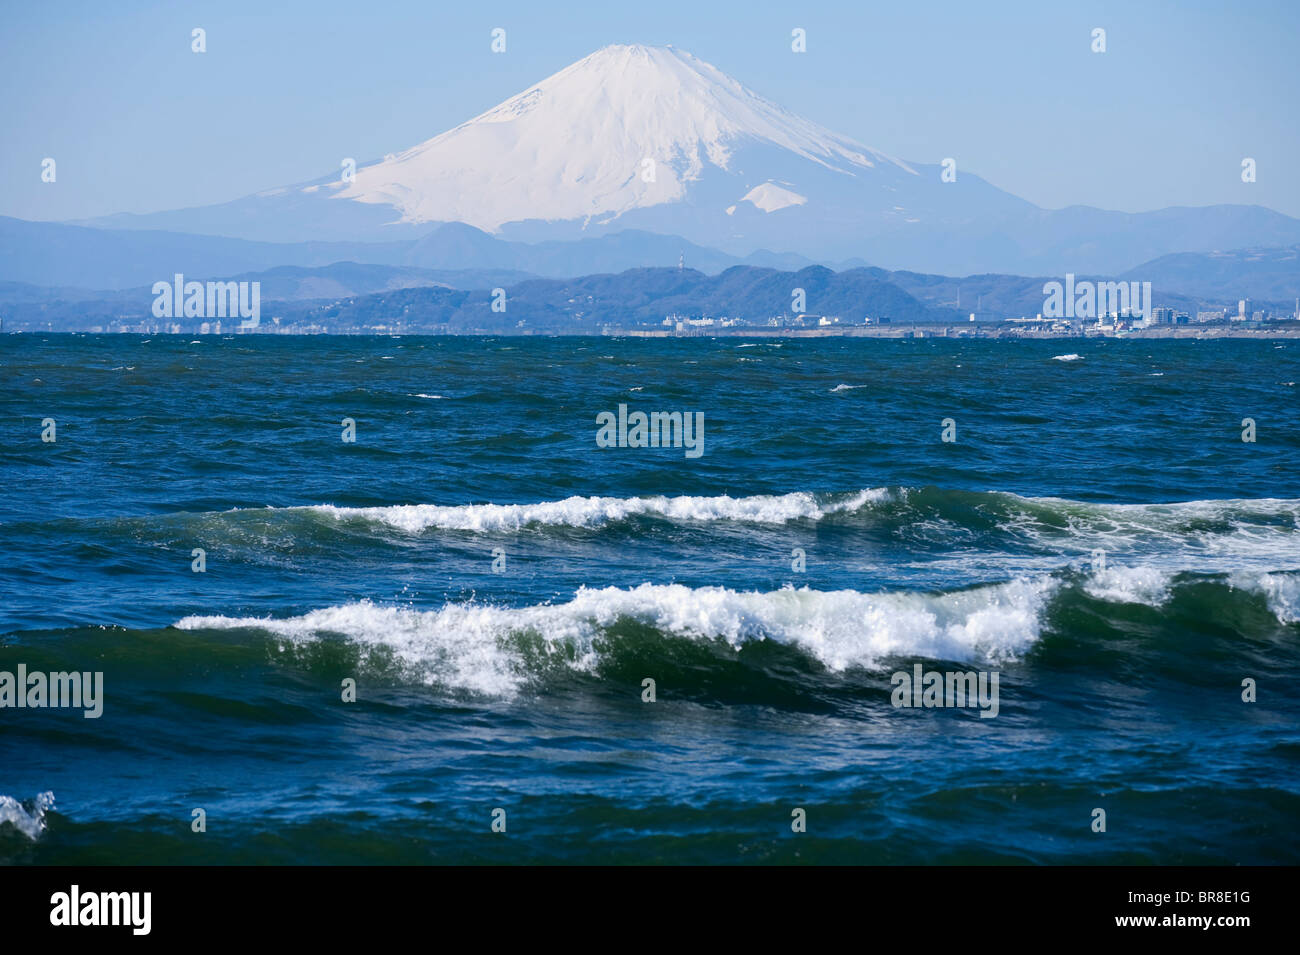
<box><xmin>736</xmin><ymin>182</ymin><xmax>808</xmax><ymax>213</ymax></box>
<box><xmin>333</xmin><ymin>44</ymin><xmax>914</xmax><ymax>231</ymax></box>
<box><xmin>69</xmin><ymin>43</ymin><xmax>1300</xmax><ymax>274</ymax></box>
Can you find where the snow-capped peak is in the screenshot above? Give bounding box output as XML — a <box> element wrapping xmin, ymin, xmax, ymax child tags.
<box><xmin>333</xmin><ymin>44</ymin><xmax>912</xmax><ymax>232</ymax></box>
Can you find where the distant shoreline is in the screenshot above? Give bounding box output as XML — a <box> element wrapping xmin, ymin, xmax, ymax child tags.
<box><xmin>8</xmin><ymin>325</ymin><xmax>1300</xmax><ymax>339</ymax></box>
<box><xmin>609</xmin><ymin>324</ymin><xmax>1300</xmax><ymax>340</ymax></box>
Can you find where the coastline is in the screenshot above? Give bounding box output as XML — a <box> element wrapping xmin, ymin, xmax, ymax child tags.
<box><xmin>610</xmin><ymin>323</ymin><xmax>1300</xmax><ymax>340</ymax></box>
<box><xmin>9</xmin><ymin>324</ymin><xmax>1300</xmax><ymax>339</ymax></box>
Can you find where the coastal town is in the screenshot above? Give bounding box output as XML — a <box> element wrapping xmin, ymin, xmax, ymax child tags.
<box><xmin>66</xmin><ymin>295</ymin><xmax>1300</xmax><ymax>338</ymax></box>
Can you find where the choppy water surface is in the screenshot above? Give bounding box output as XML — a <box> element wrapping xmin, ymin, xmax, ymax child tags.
<box><xmin>1</xmin><ymin>335</ymin><xmax>1297</xmax><ymax>863</ymax></box>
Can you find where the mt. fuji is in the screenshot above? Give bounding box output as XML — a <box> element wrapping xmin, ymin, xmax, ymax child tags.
<box><xmin>82</xmin><ymin>44</ymin><xmax>1300</xmax><ymax>275</ymax></box>
<box><xmin>338</xmin><ymin>44</ymin><xmax>916</xmax><ymax>233</ymax></box>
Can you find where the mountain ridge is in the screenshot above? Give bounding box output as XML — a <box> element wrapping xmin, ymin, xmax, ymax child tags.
<box><xmin>64</xmin><ymin>43</ymin><xmax>1300</xmax><ymax>275</ymax></box>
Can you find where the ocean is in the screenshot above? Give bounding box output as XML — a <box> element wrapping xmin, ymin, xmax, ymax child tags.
<box><xmin>1</xmin><ymin>333</ymin><xmax>1298</xmax><ymax>864</ymax></box>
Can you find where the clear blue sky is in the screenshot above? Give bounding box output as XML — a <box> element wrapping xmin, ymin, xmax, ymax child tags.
<box><xmin>3</xmin><ymin>0</ymin><xmax>1298</xmax><ymax>222</ymax></box>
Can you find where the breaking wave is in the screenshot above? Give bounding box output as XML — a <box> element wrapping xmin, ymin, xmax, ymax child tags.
<box><xmin>303</xmin><ymin>488</ymin><xmax>894</xmax><ymax>533</ymax></box>
<box><xmin>176</xmin><ymin>579</ymin><xmax>1055</xmax><ymax>696</ymax></box>
<box><xmin>0</xmin><ymin>792</ymin><xmax>55</xmax><ymax>841</ymax></box>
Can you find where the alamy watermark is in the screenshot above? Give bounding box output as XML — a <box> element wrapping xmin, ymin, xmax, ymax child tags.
<box><xmin>152</xmin><ymin>273</ymin><xmax>260</xmax><ymax>324</ymax></box>
<box><xmin>1042</xmin><ymin>274</ymin><xmax>1152</xmax><ymax>322</ymax></box>
<box><xmin>50</xmin><ymin>885</ymin><xmax>150</xmax><ymax>935</ymax></box>
<box><xmin>890</xmin><ymin>664</ymin><xmax>999</xmax><ymax>718</ymax></box>
<box><xmin>0</xmin><ymin>665</ymin><xmax>103</xmax><ymax>718</ymax></box>
<box><xmin>596</xmin><ymin>404</ymin><xmax>704</xmax><ymax>458</ymax></box>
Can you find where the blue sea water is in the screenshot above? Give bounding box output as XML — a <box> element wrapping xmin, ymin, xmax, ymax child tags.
<box><xmin>1</xmin><ymin>334</ymin><xmax>1298</xmax><ymax>863</ymax></box>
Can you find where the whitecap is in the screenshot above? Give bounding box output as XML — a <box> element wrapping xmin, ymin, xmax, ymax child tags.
<box><xmin>176</xmin><ymin>577</ymin><xmax>1054</xmax><ymax>696</ymax></box>
<box><xmin>304</xmin><ymin>489</ymin><xmax>893</xmax><ymax>533</ymax></box>
<box><xmin>0</xmin><ymin>791</ymin><xmax>55</xmax><ymax>840</ymax></box>
<box><xmin>1083</xmin><ymin>565</ymin><xmax>1173</xmax><ymax>606</ymax></box>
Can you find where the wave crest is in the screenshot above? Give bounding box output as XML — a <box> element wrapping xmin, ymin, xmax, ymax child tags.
<box><xmin>0</xmin><ymin>792</ymin><xmax>55</xmax><ymax>841</ymax></box>
<box><xmin>305</xmin><ymin>488</ymin><xmax>893</xmax><ymax>533</ymax></box>
<box><xmin>176</xmin><ymin>578</ymin><xmax>1053</xmax><ymax>696</ymax></box>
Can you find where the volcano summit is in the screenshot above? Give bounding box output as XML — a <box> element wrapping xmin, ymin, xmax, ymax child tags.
<box><xmin>81</xmin><ymin>44</ymin><xmax>1300</xmax><ymax>274</ymax></box>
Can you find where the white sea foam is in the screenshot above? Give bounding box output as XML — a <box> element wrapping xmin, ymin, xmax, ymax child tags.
<box><xmin>215</xmin><ymin>489</ymin><xmax>1300</xmax><ymax>577</ymax></box>
<box><xmin>0</xmin><ymin>791</ymin><xmax>55</xmax><ymax>840</ymax></box>
<box><xmin>1232</xmin><ymin>571</ymin><xmax>1300</xmax><ymax>624</ymax></box>
<box><xmin>830</xmin><ymin>383</ymin><xmax>867</xmax><ymax>392</ymax></box>
<box><xmin>176</xmin><ymin>578</ymin><xmax>1054</xmax><ymax>696</ymax></box>
<box><xmin>1000</xmin><ymin>494</ymin><xmax>1300</xmax><ymax>572</ymax></box>
<box><xmin>1083</xmin><ymin>565</ymin><xmax>1173</xmax><ymax>606</ymax></box>
<box><xmin>304</xmin><ymin>488</ymin><xmax>893</xmax><ymax>533</ymax></box>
